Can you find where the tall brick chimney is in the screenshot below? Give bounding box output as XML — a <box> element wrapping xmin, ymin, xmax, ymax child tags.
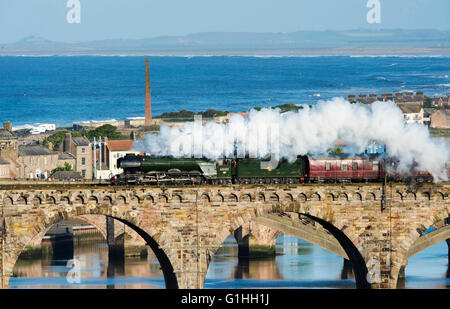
<box><xmin>64</xmin><ymin>132</ymin><xmax>72</xmax><ymax>155</ymax></box>
<box><xmin>145</xmin><ymin>58</ymin><xmax>152</xmax><ymax>126</ymax></box>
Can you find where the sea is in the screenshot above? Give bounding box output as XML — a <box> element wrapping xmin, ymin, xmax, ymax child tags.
<box><xmin>0</xmin><ymin>56</ymin><xmax>449</xmax><ymax>128</ymax></box>
<box><xmin>2</xmin><ymin>55</ymin><xmax>450</xmax><ymax>289</ymax></box>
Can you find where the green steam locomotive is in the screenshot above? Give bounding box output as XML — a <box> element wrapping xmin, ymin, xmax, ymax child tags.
<box><xmin>111</xmin><ymin>153</ymin><xmax>308</xmax><ymax>185</ymax></box>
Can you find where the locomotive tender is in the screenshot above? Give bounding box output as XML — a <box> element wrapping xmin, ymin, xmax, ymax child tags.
<box><xmin>111</xmin><ymin>153</ymin><xmax>433</xmax><ymax>185</ymax></box>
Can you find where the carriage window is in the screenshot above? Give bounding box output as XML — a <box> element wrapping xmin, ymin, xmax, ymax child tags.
<box><xmin>325</xmin><ymin>162</ymin><xmax>331</xmax><ymax>171</ymax></box>
<box><xmin>342</xmin><ymin>162</ymin><xmax>348</xmax><ymax>171</ymax></box>
<box><xmin>353</xmin><ymin>162</ymin><xmax>358</xmax><ymax>170</ymax></box>
<box><xmin>373</xmin><ymin>161</ymin><xmax>379</xmax><ymax>171</ymax></box>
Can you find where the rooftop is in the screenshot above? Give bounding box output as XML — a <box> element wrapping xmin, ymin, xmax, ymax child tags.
<box><xmin>51</xmin><ymin>171</ymin><xmax>83</xmax><ymax>180</ymax></box>
<box><xmin>0</xmin><ymin>129</ymin><xmax>17</xmax><ymax>140</ymax></box>
<box><xmin>58</xmin><ymin>152</ymin><xmax>76</xmax><ymax>160</ymax></box>
<box><xmin>107</xmin><ymin>140</ymin><xmax>135</xmax><ymax>152</ymax></box>
<box><xmin>19</xmin><ymin>144</ymin><xmax>56</xmax><ymax>157</ymax></box>
<box><xmin>72</xmin><ymin>136</ymin><xmax>90</xmax><ymax>147</ymax></box>
<box><xmin>399</xmin><ymin>106</ymin><xmax>422</xmax><ymax>114</ymax></box>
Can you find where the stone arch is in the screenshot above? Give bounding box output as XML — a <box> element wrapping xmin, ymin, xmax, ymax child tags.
<box><xmin>130</xmin><ymin>195</ymin><xmax>141</xmax><ymax>204</ymax></box>
<box><xmin>118</xmin><ymin>195</ymin><xmax>127</xmax><ymax>204</ymax></box>
<box><xmin>32</xmin><ymin>196</ymin><xmax>42</xmax><ymax>205</ymax></box>
<box><xmin>297</xmin><ymin>193</ymin><xmax>307</xmax><ymax>202</ymax></box>
<box><xmin>300</xmin><ymin>213</ymin><xmax>370</xmax><ymax>289</ymax></box>
<box><xmin>88</xmin><ymin>196</ymin><xmax>99</xmax><ymax>204</ymax></box>
<box><xmin>172</xmin><ymin>194</ymin><xmax>182</xmax><ymax>203</ymax></box>
<box><xmin>213</xmin><ymin>193</ymin><xmax>224</xmax><ymax>203</ymax></box>
<box><xmin>74</xmin><ymin>195</ymin><xmax>85</xmax><ymax>205</ymax></box>
<box><xmin>257</xmin><ymin>193</ymin><xmax>266</xmax><ymax>202</ymax></box>
<box><xmin>60</xmin><ymin>196</ymin><xmax>71</xmax><ymax>205</ymax></box>
<box><xmin>419</xmin><ymin>191</ymin><xmax>431</xmax><ymax>200</ymax></box>
<box><xmin>395</xmin><ymin>191</ymin><xmax>403</xmax><ymax>200</ymax></box>
<box><xmin>3</xmin><ymin>196</ymin><xmax>13</xmax><ymax>205</ymax></box>
<box><xmin>158</xmin><ymin>195</ymin><xmax>169</xmax><ymax>204</ymax></box>
<box><xmin>353</xmin><ymin>192</ymin><xmax>362</xmax><ymax>201</ymax></box>
<box><xmin>240</xmin><ymin>194</ymin><xmax>252</xmax><ymax>202</ymax></box>
<box><xmin>405</xmin><ymin>192</ymin><xmax>416</xmax><ymax>201</ymax></box>
<box><xmin>102</xmin><ymin>196</ymin><xmax>112</xmax><ymax>205</ymax></box>
<box><xmin>310</xmin><ymin>192</ymin><xmax>321</xmax><ymax>201</ymax></box>
<box><xmin>284</xmin><ymin>193</ymin><xmax>294</xmax><ymax>202</ymax></box>
<box><xmin>406</xmin><ymin>225</ymin><xmax>450</xmax><ymax>260</ymax></box>
<box><xmin>145</xmin><ymin>194</ymin><xmax>154</xmax><ymax>203</ymax></box>
<box><xmin>432</xmin><ymin>192</ymin><xmax>444</xmax><ymax>200</ymax></box>
<box><xmin>325</xmin><ymin>193</ymin><xmax>334</xmax><ymax>201</ymax></box>
<box><xmin>16</xmin><ymin>196</ymin><xmax>27</xmax><ymax>205</ymax></box>
<box><xmin>338</xmin><ymin>193</ymin><xmax>348</xmax><ymax>201</ymax></box>
<box><xmin>228</xmin><ymin>193</ymin><xmax>238</xmax><ymax>203</ymax></box>
<box><xmin>46</xmin><ymin>196</ymin><xmax>56</xmax><ymax>205</ymax></box>
<box><xmin>200</xmin><ymin>193</ymin><xmax>210</xmax><ymax>203</ymax></box>
<box><xmin>269</xmin><ymin>193</ymin><xmax>279</xmax><ymax>202</ymax></box>
<box><xmin>366</xmin><ymin>192</ymin><xmax>376</xmax><ymax>201</ymax></box>
<box><xmin>4</xmin><ymin>207</ymin><xmax>179</xmax><ymax>289</ymax></box>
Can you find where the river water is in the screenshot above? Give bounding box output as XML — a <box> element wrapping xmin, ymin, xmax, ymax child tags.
<box><xmin>9</xmin><ymin>233</ymin><xmax>449</xmax><ymax>289</ymax></box>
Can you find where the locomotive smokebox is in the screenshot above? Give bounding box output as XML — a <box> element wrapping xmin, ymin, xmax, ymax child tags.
<box><xmin>117</xmin><ymin>154</ymin><xmax>143</xmax><ymax>169</ymax></box>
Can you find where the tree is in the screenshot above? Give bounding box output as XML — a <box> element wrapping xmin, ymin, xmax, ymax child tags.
<box><xmin>85</xmin><ymin>124</ymin><xmax>125</xmax><ymax>140</ymax></box>
<box><xmin>423</xmin><ymin>98</ymin><xmax>433</xmax><ymax>108</ymax></box>
<box><xmin>43</xmin><ymin>131</ymin><xmax>83</xmax><ymax>151</ymax></box>
<box><xmin>51</xmin><ymin>162</ymin><xmax>74</xmax><ymax>175</ymax></box>
<box><xmin>328</xmin><ymin>147</ymin><xmax>344</xmax><ymax>154</ymax></box>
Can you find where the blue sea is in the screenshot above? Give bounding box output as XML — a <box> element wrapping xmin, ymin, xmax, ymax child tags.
<box><xmin>0</xmin><ymin>56</ymin><xmax>449</xmax><ymax>127</ymax></box>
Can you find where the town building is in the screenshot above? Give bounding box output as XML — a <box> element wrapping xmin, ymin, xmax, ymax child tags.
<box><xmin>432</xmin><ymin>94</ymin><xmax>450</xmax><ymax>109</ymax></box>
<box><xmin>57</xmin><ymin>152</ymin><xmax>77</xmax><ymax>170</ymax></box>
<box><xmin>61</xmin><ymin>133</ymin><xmax>93</xmax><ymax>179</ymax></box>
<box><xmin>94</xmin><ymin>136</ymin><xmax>141</xmax><ymax>180</ymax></box>
<box><xmin>18</xmin><ymin>144</ymin><xmax>59</xmax><ymax>179</ymax></box>
<box><xmin>0</xmin><ymin>157</ymin><xmax>9</xmax><ymax>179</ymax></box>
<box><xmin>347</xmin><ymin>91</ymin><xmax>426</xmax><ymax>106</ymax></box>
<box><xmin>430</xmin><ymin>110</ymin><xmax>450</xmax><ymax>129</ymax></box>
<box><xmin>399</xmin><ymin>106</ymin><xmax>424</xmax><ymax>125</ymax></box>
<box><xmin>0</xmin><ymin>123</ymin><xmax>20</xmax><ymax>178</ymax></box>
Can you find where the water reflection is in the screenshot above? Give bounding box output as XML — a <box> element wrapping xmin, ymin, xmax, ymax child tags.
<box><xmin>404</xmin><ymin>239</ymin><xmax>450</xmax><ymax>289</ymax></box>
<box><xmin>9</xmin><ymin>231</ymin><xmax>450</xmax><ymax>289</ymax></box>
<box><xmin>205</xmin><ymin>235</ymin><xmax>355</xmax><ymax>289</ymax></box>
<box><xmin>11</xmin><ymin>232</ymin><xmax>165</xmax><ymax>289</ymax></box>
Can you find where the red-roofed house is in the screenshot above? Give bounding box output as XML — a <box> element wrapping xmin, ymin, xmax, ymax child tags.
<box><xmin>95</xmin><ymin>137</ymin><xmax>142</xmax><ymax>179</ymax></box>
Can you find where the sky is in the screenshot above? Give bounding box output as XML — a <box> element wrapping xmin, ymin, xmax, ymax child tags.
<box><xmin>0</xmin><ymin>0</ymin><xmax>449</xmax><ymax>43</ymax></box>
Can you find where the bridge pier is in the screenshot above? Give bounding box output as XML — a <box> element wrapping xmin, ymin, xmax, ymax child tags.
<box><xmin>447</xmin><ymin>239</ymin><xmax>450</xmax><ymax>264</ymax></box>
<box><xmin>340</xmin><ymin>258</ymin><xmax>354</xmax><ymax>279</ymax></box>
<box><xmin>234</xmin><ymin>222</ymin><xmax>279</xmax><ymax>259</ymax></box>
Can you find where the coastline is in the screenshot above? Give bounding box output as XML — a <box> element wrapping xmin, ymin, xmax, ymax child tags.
<box><xmin>1</xmin><ymin>47</ymin><xmax>450</xmax><ymax>57</ymax></box>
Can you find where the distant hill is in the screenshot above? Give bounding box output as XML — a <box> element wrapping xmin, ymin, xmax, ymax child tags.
<box><xmin>1</xmin><ymin>29</ymin><xmax>449</xmax><ymax>56</ymax></box>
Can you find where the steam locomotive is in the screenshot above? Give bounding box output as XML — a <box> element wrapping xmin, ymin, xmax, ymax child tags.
<box><xmin>110</xmin><ymin>153</ymin><xmax>438</xmax><ymax>185</ymax></box>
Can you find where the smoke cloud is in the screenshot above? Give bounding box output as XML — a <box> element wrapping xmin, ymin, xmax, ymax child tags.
<box><xmin>134</xmin><ymin>98</ymin><xmax>449</xmax><ymax>182</ymax></box>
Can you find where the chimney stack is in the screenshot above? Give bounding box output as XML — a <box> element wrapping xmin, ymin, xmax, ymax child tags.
<box><xmin>64</xmin><ymin>132</ymin><xmax>72</xmax><ymax>155</ymax></box>
<box><xmin>3</xmin><ymin>122</ymin><xmax>12</xmax><ymax>131</ymax></box>
<box><xmin>145</xmin><ymin>58</ymin><xmax>152</xmax><ymax>126</ymax></box>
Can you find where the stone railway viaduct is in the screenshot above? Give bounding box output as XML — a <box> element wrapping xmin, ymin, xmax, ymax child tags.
<box><xmin>0</xmin><ymin>182</ymin><xmax>449</xmax><ymax>289</ymax></box>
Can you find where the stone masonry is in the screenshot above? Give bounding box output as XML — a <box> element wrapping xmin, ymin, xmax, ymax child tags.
<box><xmin>0</xmin><ymin>182</ymin><xmax>448</xmax><ymax>289</ymax></box>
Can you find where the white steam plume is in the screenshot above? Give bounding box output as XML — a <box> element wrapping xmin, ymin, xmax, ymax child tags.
<box><xmin>134</xmin><ymin>98</ymin><xmax>450</xmax><ymax>182</ymax></box>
